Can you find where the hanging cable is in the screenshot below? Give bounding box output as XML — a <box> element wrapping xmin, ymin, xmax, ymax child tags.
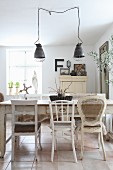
<box><xmin>34</xmin><ymin>6</ymin><xmax>83</xmax><ymax>45</ymax></box>
<box><xmin>34</xmin><ymin>6</ymin><xmax>84</xmax><ymax>61</ymax></box>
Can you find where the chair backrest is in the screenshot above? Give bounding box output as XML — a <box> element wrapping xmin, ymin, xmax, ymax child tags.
<box><xmin>77</xmin><ymin>96</ymin><xmax>106</xmax><ymax>125</ymax></box>
<box><xmin>49</xmin><ymin>100</ymin><xmax>75</xmax><ymax>126</ymax></box>
<box><xmin>11</xmin><ymin>99</ymin><xmax>37</xmax><ymax>132</ymax></box>
<box><xmin>72</xmin><ymin>93</ymin><xmax>97</xmax><ymax>100</ymax></box>
<box><xmin>0</xmin><ymin>92</ymin><xmax>4</xmax><ymax>102</ymax></box>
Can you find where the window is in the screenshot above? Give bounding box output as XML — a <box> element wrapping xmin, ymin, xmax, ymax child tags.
<box><xmin>6</xmin><ymin>49</ymin><xmax>42</xmax><ymax>94</ymax></box>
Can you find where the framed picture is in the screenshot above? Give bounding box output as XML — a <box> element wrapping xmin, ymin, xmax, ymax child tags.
<box><xmin>74</xmin><ymin>64</ymin><xmax>87</xmax><ymax>76</ymax></box>
<box><xmin>60</xmin><ymin>68</ymin><xmax>70</xmax><ymax>75</ymax></box>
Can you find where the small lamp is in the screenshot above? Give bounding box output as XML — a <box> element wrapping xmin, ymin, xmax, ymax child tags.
<box><xmin>74</xmin><ymin>43</ymin><xmax>84</xmax><ymax>58</ymax></box>
<box><xmin>73</xmin><ymin>8</ymin><xmax>84</xmax><ymax>58</ymax></box>
<box><xmin>34</xmin><ymin>8</ymin><xmax>45</xmax><ymax>62</ymax></box>
<box><xmin>34</xmin><ymin>43</ymin><xmax>45</xmax><ymax>61</ymax></box>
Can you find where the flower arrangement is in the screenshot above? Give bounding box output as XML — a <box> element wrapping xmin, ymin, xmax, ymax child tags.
<box><xmin>49</xmin><ymin>79</ymin><xmax>72</xmax><ymax>97</ymax></box>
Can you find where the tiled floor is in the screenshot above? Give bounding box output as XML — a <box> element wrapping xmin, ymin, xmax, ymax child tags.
<box><xmin>0</xmin><ymin>120</ymin><xmax>113</xmax><ymax>170</ymax></box>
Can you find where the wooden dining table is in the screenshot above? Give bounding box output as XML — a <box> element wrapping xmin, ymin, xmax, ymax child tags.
<box><xmin>0</xmin><ymin>99</ymin><xmax>113</xmax><ymax>158</ymax></box>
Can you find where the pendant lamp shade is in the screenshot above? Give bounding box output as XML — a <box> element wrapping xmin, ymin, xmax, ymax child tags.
<box><xmin>34</xmin><ymin>8</ymin><xmax>45</xmax><ymax>62</ymax></box>
<box><xmin>74</xmin><ymin>43</ymin><xmax>85</xmax><ymax>58</ymax></box>
<box><xmin>34</xmin><ymin>43</ymin><xmax>45</xmax><ymax>61</ymax></box>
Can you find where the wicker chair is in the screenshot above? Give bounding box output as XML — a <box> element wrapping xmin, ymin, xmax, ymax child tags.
<box><xmin>77</xmin><ymin>95</ymin><xmax>107</xmax><ymax>160</ymax></box>
<box><xmin>0</xmin><ymin>92</ymin><xmax>4</xmax><ymax>102</ymax></box>
<box><xmin>49</xmin><ymin>100</ymin><xmax>77</xmax><ymax>163</ymax></box>
<box><xmin>11</xmin><ymin>99</ymin><xmax>42</xmax><ymax>161</ymax></box>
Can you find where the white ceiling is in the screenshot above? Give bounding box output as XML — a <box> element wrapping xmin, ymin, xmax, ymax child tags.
<box><xmin>0</xmin><ymin>0</ymin><xmax>113</xmax><ymax>46</ymax></box>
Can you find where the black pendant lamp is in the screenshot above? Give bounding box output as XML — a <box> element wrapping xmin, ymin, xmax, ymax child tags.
<box><xmin>34</xmin><ymin>8</ymin><xmax>45</xmax><ymax>62</ymax></box>
<box><xmin>34</xmin><ymin>43</ymin><xmax>45</xmax><ymax>60</ymax></box>
<box><xmin>73</xmin><ymin>8</ymin><xmax>85</xmax><ymax>58</ymax></box>
<box><xmin>74</xmin><ymin>43</ymin><xmax>84</xmax><ymax>58</ymax></box>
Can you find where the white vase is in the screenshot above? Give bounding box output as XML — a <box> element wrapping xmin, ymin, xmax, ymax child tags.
<box><xmin>9</xmin><ymin>88</ymin><xmax>13</xmax><ymax>95</ymax></box>
<box><xmin>15</xmin><ymin>88</ymin><xmax>19</xmax><ymax>95</ymax></box>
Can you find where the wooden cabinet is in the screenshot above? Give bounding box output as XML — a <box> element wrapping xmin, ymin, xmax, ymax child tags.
<box><xmin>59</xmin><ymin>76</ymin><xmax>87</xmax><ymax>93</ymax></box>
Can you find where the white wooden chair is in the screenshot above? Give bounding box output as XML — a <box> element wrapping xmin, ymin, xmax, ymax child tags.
<box><xmin>49</xmin><ymin>100</ymin><xmax>77</xmax><ymax>163</ymax></box>
<box><xmin>77</xmin><ymin>95</ymin><xmax>107</xmax><ymax>160</ymax></box>
<box><xmin>11</xmin><ymin>99</ymin><xmax>42</xmax><ymax>161</ymax></box>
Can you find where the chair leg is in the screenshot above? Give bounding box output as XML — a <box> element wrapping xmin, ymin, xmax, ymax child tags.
<box><xmin>98</xmin><ymin>133</ymin><xmax>100</xmax><ymax>149</ymax></box>
<box><xmin>54</xmin><ymin>132</ymin><xmax>57</xmax><ymax>151</ymax></box>
<box><xmin>75</xmin><ymin>128</ymin><xmax>79</xmax><ymax>141</ymax></box>
<box><xmin>100</xmin><ymin>131</ymin><xmax>106</xmax><ymax>161</ymax></box>
<box><xmin>75</xmin><ymin>126</ymin><xmax>80</xmax><ymax>148</ymax></box>
<box><xmin>35</xmin><ymin>132</ymin><xmax>38</xmax><ymax>161</ymax></box>
<box><xmin>81</xmin><ymin>128</ymin><xmax>84</xmax><ymax>160</ymax></box>
<box><xmin>39</xmin><ymin>128</ymin><xmax>42</xmax><ymax>150</ymax></box>
<box><xmin>11</xmin><ymin>135</ymin><xmax>15</xmax><ymax>161</ymax></box>
<box><xmin>15</xmin><ymin>136</ymin><xmax>19</xmax><ymax>148</ymax></box>
<box><xmin>51</xmin><ymin>131</ymin><xmax>55</xmax><ymax>162</ymax></box>
<box><xmin>71</xmin><ymin>129</ymin><xmax>77</xmax><ymax>163</ymax></box>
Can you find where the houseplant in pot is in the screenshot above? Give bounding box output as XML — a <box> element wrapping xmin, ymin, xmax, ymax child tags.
<box><xmin>15</xmin><ymin>82</ymin><xmax>20</xmax><ymax>95</ymax></box>
<box><xmin>8</xmin><ymin>81</ymin><xmax>14</xmax><ymax>95</ymax></box>
<box><xmin>49</xmin><ymin>80</ymin><xmax>72</xmax><ymax>101</ymax></box>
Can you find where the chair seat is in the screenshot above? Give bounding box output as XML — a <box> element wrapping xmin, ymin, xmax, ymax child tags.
<box><xmin>15</xmin><ymin>122</ymin><xmax>41</xmax><ymax>133</ymax></box>
<box><xmin>83</xmin><ymin>126</ymin><xmax>101</xmax><ymax>133</ymax></box>
<box><xmin>18</xmin><ymin>114</ymin><xmax>50</xmax><ymax>123</ymax></box>
<box><xmin>54</xmin><ymin>122</ymin><xmax>75</xmax><ymax>131</ymax></box>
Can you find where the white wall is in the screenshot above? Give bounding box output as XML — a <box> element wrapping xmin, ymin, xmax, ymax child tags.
<box><xmin>42</xmin><ymin>45</ymin><xmax>95</xmax><ymax>93</ymax></box>
<box><xmin>0</xmin><ymin>47</ymin><xmax>6</xmax><ymax>94</ymax></box>
<box><xmin>0</xmin><ymin>44</ymin><xmax>96</xmax><ymax>95</ymax></box>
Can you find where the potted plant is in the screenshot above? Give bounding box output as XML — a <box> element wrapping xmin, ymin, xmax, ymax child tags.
<box><xmin>15</xmin><ymin>82</ymin><xmax>20</xmax><ymax>88</ymax></box>
<box><xmin>8</xmin><ymin>81</ymin><xmax>14</xmax><ymax>95</ymax></box>
<box><xmin>8</xmin><ymin>81</ymin><xmax>13</xmax><ymax>88</ymax></box>
<box><xmin>49</xmin><ymin>79</ymin><xmax>72</xmax><ymax>101</ymax></box>
<box><xmin>15</xmin><ymin>82</ymin><xmax>20</xmax><ymax>94</ymax></box>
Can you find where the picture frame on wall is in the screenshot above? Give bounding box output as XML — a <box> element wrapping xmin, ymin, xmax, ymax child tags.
<box><xmin>60</xmin><ymin>68</ymin><xmax>70</xmax><ymax>75</ymax></box>
<box><xmin>74</xmin><ymin>64</ymin><xmax>87</xmax><ymax>76</ymax></box>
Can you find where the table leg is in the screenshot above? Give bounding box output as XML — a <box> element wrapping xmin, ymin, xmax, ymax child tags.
<box><xmin>105</xmin><ymin>114</ymin><xmax>113</xmax><ymax>141</ymax></box>
<box><xmin>0</xmin><ymin>106</ymin><xmax>6</xmax><ymax>158</ymax></box>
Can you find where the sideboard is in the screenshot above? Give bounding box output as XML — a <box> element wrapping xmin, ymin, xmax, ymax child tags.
<box><xmin>59</xmin><ymin>76</ymin><xmax>87</xmax><ymax>93</ymax></box>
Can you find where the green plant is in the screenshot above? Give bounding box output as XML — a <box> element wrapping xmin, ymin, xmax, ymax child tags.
<box><xmin>15</xmin><ymin>82</ymin><xmax>20</xmax><ymax>88</ymax></box>
<box><xmin>8</xmin><ymin>81</ymin><xmax>13</xmax><ymax>88</ymax></box>
<box><xmin>88</xmin><ymin>35</ymin><xmax>113</xmax><ymax>84</ymax></box>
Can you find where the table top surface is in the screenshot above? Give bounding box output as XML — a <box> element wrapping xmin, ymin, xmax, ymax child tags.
<box><xmin>1</xmin><ymin>99</ymin><xmax>113</xmax><ymax>106</ymax></box>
